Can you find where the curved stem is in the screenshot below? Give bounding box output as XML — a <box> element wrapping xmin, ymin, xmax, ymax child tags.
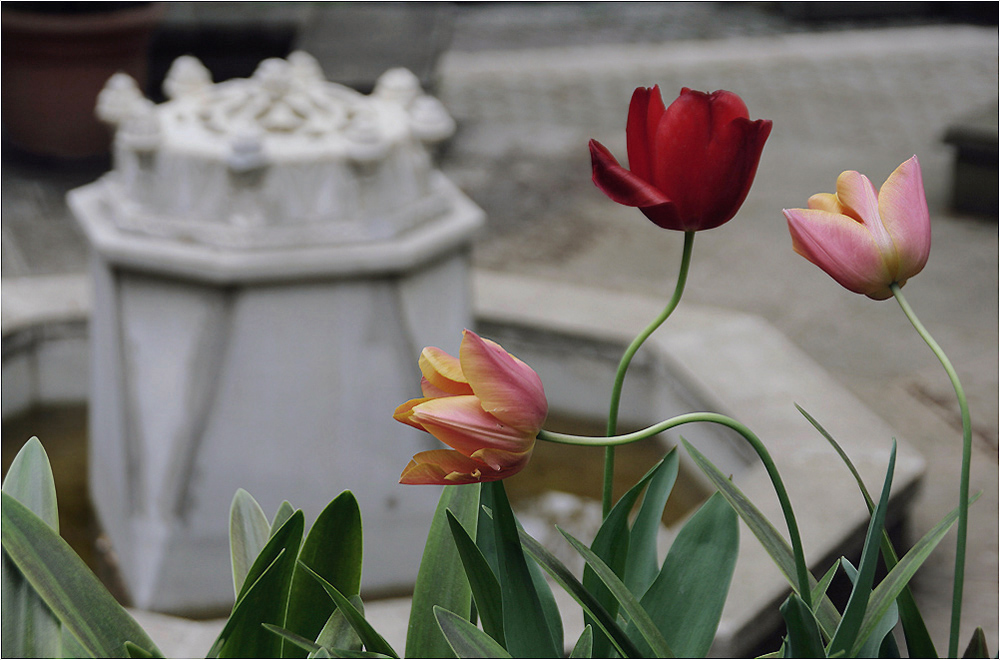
<box><xmin>539</xmin><ymin>411</ymin><xmax>813</xmax><ymax>608</ymax></box>
<box><xmin>602</xmin><ymin>231</ymin><xmax>695</xmax><ymax>517</ymax></box>
<box><xmin>892</xmin><ymin>283</ymin><xmax>971</xmax><ymax>658</ymax></box>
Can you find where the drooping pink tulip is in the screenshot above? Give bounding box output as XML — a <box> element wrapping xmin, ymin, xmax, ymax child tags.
<box><xmin>590</xmin><ymin>86</ymin><xmax>772</xmax><ymax>232</ymax></box>
<box><xmin>783</xmin><ymin>156</ymin><xmax>931</xmax><ymax>300</ymax></box>
<box><xmin>393</xmin><ymin>330</ymin><xmax>547</xmax><ymax>485</ymax></box>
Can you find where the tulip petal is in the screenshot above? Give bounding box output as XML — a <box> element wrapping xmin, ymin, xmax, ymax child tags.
<box><xmin>393</xmin><ymin>397</ymin><xmax>431</xmax><ymax>430</ymax></box>
<box><xmin>590</xmin><ymin>140</ymin><xmax>673</xmax><ymax>208</ymax></box>
<box><xmin>807</xmin><ymin>193</ymin><xmax>844</xmax><ymax>214</ymax></box>
<box><xmin>625</xmin><ymin>86</ymin><xmax>665</xmax><ymax>183</ymax></box>
<box><xmin>785</xmin><ymin>208</ymin><xmax>895</xmax><ymax>299</ymax></box>
<box><xmin>400</xmin><ymin>450</ymin><xmax>497</xmax><ymax>485</ymax></box>
<box><xmin>410</xmin><ymin>395</ymin><xmax>534</xmax><ymax>456</ymax></box>
<box><xmin>458</xmin><ymin>330</ymin><xmax>547</xmax><ymax>432</ymax></box>
<box><xmin>470</xmin><ymin>446</ymin><xmax>533</xmax><ymax>473</ymax></box>
<box><xmin>878</xmin><ymin>155</ymin><xmax>931</xmax><ymax>282</ymax></box>
<box><xmin>419</xmin><ymin>346</ymin><xmax>473</xmax><ymax>396</ymax></box>
<box><xmin>836</xmin><ymin>170</ymin><xmax>898</xmax><ymax>267</ymax></box>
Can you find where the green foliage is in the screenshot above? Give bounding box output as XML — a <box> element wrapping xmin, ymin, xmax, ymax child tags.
<box><xmin>482</xmin><ymin>481</ymin><xmax>561</xmax><ymax>658</ymax></box>
<box><xmin>433</xmin><ymin>606</ymin><xmax>513</xmax><ymax>659</ymax></box>
<box><xmin>405</xmin><ymin>484</ymin><xmax>480</xmax><ymax>659</ymax></box>
<box><xmin>797</xmin><ymin>404</ymin><xmax>938</xmax><ymax>658</ymax></box>
<box><xmin>629</xmin><ymin>491</ymin><xmax>739</xmax><ymax>658</ymax></box>
<box><xmin>2</xmin><ymin>438</ymin><xmax>63</xmax><ymax>659</ymax></box>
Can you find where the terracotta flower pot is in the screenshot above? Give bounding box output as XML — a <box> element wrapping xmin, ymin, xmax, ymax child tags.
<box><xmin>2</xmin><ymin>2</ymin><xmax>165</xmax><ymax>160</ymax></box>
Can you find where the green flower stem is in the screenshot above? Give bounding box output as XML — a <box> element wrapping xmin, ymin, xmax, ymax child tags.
<box><xmin>892</xmin><ymin>283</ymin><xmax>971</xmax><ymax>659</ymax></box>
<box><xmin>603</xmin><ymin>230</ymin><xmax>695</xmax><ymax>517</ymax></box>
<box><xmin>539</xmin><ymin>410</ymin><xmax>813</xmax><ymax>608</ymax></box>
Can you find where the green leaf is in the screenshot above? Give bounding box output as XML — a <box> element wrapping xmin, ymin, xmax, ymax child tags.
<box><xmin>560</xmin><ymin>527</ymin><xmax>674</xmax><ymax>658</ymax></box>
<box><xmin>314</xmin><ymin>594</ymin><xmax>365</xmax><ymax>655</ymax></box>
<box><xmin>840</xmin><ymin>559</ymin><xmax>898</xmax><ymax>659</ymax></box>
<box><xmin>809</xmin><ymin>560</ymin><xmax>841</xmax><ymax>616</ymax></box>
<box><xmin>210</xmin><ymin>511</ymin><xmax>304</xmax><ymax>658</ymax></box>
<box><xmin>285</xmin><ymin>492</ymin><xmax>364</xmax><ymax>657</ymax></box>
<box><xmin>434</xmin><ymin>606</ymin><xmax>513</xmax><ymax>659</ymax></box>
<box><xmin>125</xmin><ymin>640</ymin><xmax>156</xmax><ymax>658</ymax></box>
<box><xmin>517</xmin><ymin>528</ymin><xmax>642</xmax><ymax>658</ymax></box>
<box><xmin>681</xmin><ymin>438</ymin><xmax>842</xmax><ymax>639</ymax></box>
<box><xmin>229</xmin><ymin>489</ymin><xmax>271</xmax><ymax>599</ymax></box>
<box><xmin>272</xmin><ymin>501</ymin><xmax>296</xmax><ymax>535</ymax></box>
<box><xmin>2</xmin><ymin>438</ymin><xmax>63</xmax><ymax>659</ymax></box>
<box><xmin>446</xmin><ymin>510</ymin><xmax>505</xmax><ymax>647</ymax></box>
<box><xmin>585</xmin><ymin>454</ymin><xmax>666</xmax><ymax>657</ymax></box>
<box><xmin>962</xmin><ymin>627</ymin><xmax>990</xmax><ymax>659</ymax></box>
<box><xmin>851</xmin><ymin>493</ymin><xmax>979</xmax><ymax>657</ymax></box>
<box><xmin>299</xmin><ymin>562</ymin><xmax>399</xmax><ymax>659</ymax></box>
<box><xmin>625</xmin><ymin>448</ymin><xmax>679</xmax><ymax>597</ymax></box>
<box><xmin>797</xmin><ymin>404</ymin><xmax>938</xmax><ymax>658</ymax></box>
<box><xmin>264</xmin><ymin>623</ymin><xmax>325</xmax><ymax>655</ymax></box>
<box><xmin>0</xmin><ymin>492</ymin><xmax>162</xmax><ymax>658</ymax></box>
<box><xmin>406</xmin><ymin>484</ymin><xmax>480</xmax><ymax>659</ymax></box>
<box><xmin>569</xmin><ymin>625</ymin><xmax>594</xmax><ymax>659</ymax></box>
<box><xmin>780</xmin><ymin>593</ymin><xmax>827</xmax><ymax>658</ymax></box>
<box><xmin>484</xmin><ymin>481</ymin><xmax>561</xmax><ymax>658</ymax></box>
<box><xmin>629</xmin><ymin>491</ymin><xmax>738</xmax><ymax>658</ymax></box>
<box><xmin>828</xmin><ymin>441</ymin><xmax>896</xmax><ymax>657</ymax></box>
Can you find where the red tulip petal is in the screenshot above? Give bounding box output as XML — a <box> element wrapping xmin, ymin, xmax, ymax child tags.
<box><xmin>639</xmin><ymin>202</ymin><xmax>685</xmax><ymax>231</ymax></box>
<box><xmin>878</xmin><ymin>156</ymin><xmax>931</xmax><ymax>282</ymax></box>
<box><xmin>785</xmin><ymin>208</ymin><xmax>894</xmax><ymax>299</ymax></box>
<box><xmin>590</xmin><ymin>139</ymin><xmax>672</xmax><ymax>208</ymax></box>
<box><xmin>410</xmin><ymin>395</ymin><xmax>535</xmax><ymax>456</ymax></box>
<box><xmin>625</xmin><ymin>86</ymin><xmax>665</xmax><ymax>183</ymax></box>
<box><xmin>459</xmin><ymin>330</ymin><xmax>547</xmax><ymax>432</ymax></box>
<box><xmin>419</xmin><ymin>346</ymin><xmax>473</xmax><ymax>396</ymax></box>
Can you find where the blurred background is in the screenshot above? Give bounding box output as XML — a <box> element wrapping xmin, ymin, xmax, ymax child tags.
<box><xmin>3</xmin><ymin>1</ymin><xmax>997</xmax><ymax>654</ymax></box>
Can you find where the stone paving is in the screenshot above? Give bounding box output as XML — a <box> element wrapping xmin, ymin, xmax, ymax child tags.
<box><xmin>2</xmin><ymin>2</ymin><xmax>997</xmax><ymax>656</ymax></box>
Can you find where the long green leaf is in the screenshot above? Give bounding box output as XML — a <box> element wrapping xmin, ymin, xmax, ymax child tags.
<box><xmin>299</xmin><ymin>563</ymin><xmax>399</xmax><ymax>659</ymax></box>
<box><xmin>229</xmin><ymin>489</ymin><xmax>271</xmax><ymax>599</ymax></box>
<box><xmin>446</xmin><ymin>510</ymin><xmax>505</xmax><ymax>647</ymax></box>
<box><xmin>585</xmin><ymin>454</ymin><xmax>666</xmax><ymax>657</ymax></box>
<box><xmin>569</xmin><ymin>625</ymin><xmax>594</xmax><ymax>659</ymax></box>
<box><xmin>625</xmin><ymin>448</ymin><xmax>679</xmax><ymax>597</ymax></box>
<box><xmin>828</xmin><ymin>441</ymin><xmax>896</xmax><ymax>657</ymax></box>
<box><xmin>0</xmin><ymin>492</ymin><xmax>162</xmax><ymax>658</ymax></box>
<box><xmin>285</xmin><ymin>492</ymin><xmax>364</xmax><ymax>657</ymax></box>
<box><xmin>484</xmin><ymin>481</ymin><xmax>561</xmax><ymax>658</ymax></box>
<box><xmin>681</xmin><ymin>439</ymin><xmax>842</xmax><ymax>638</ymax></box>
<box><xmin>796</xmin><ymin>404</ymin><xmax>938</xmax><ymax>658</ymax></box>
<box><xmin>811</xmin><ymin>560</ymin><xmax>841</xmax><ymax>611</ymax></box>
<box><xmin>560</xmin><ymin>527</ymin><xmax>674</xmax><ymax>658</ymax></box>
<box><xmin>406</xmin><ymin>484</ymin><xmax>480</xmax><ymax>659</ymax></box>
<box><xmin>211</xmin><ymin>511</ymin><xmax>304</xmax><ymax>658</ymax></box>
<box><xmin>780</xmin><ymin>593</ymin><xmax>827</xmax><ymax>658</ymax></box>
<box><xmin>851</xmin><ymin>494</ymin><xmax>979</xmax><ymax>657</ymax></box>
<box><xmin>517</xmin><ymin>528</ymin><xmax>642</xmax><ymax>658</ymax></box>
<box><xmin>314</xmin><ymin>594</ymin><xmax>365</xmax><ymax>655</ymax></box>
<box><xmin>2</xmin><ymin>438</ymin><xmax>62</xmax><ymax>658</ymax></box>
<box><xmin>272</xmin><ymin>501</ymin><xmax>296</xmax><ymax>535</ymax></box>
<box><xmin>840</xmin><ymin>559</ymin><xmax>899</xmax><ymax>659</ymax></box>
<box><xmin>434</xmin><ymin>606</ymin><xmax>513</xmax><ymax>659</ymax></box>
<box><xmin>630</xmin><ymin>491</ymin><xmax>738</xmax><ymax>658</ymax></box>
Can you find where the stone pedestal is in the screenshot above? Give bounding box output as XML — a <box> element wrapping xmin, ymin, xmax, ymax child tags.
<box><xmin>70</xmin><ymin>54</ymin><xmax>483</xmax><ymax>613</ymax></box>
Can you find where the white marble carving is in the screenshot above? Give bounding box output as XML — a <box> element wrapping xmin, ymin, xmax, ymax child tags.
<box><xmin>72</xmin><ymin>53</ymin><xmax>483</xmax><ymax>614</ymax></box>
<box><xmin>96</xmin><ymin>52</ymin><xmax>457</xmax><ymax>248</ymax></box>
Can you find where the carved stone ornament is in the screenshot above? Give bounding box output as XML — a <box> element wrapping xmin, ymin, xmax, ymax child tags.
<box><xmin>96</xmin><ymin>52</ymin><xmax>457</xmax><ymax>249</ymax></box>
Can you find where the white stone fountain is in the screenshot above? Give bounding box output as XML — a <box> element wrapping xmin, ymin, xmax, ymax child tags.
<box><xmin>70</xmin><ymin>52</ymin><xmax>484</xmax><ymax>613</ymax></box>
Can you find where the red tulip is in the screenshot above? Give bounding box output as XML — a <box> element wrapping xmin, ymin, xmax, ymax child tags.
<box><xmin>590</xmin><ymin>86</ymin><xmax>772</xmax><ymax>231</ymax></box>
<box><xmin>783</xmin><ymin>156</ymin><xmax>931</xmax><ymax>300</ymax></box>
<box><xmin>394</xmin><ymin>330</ymin><xmax>547</xmax><ymax>485</ymax></box>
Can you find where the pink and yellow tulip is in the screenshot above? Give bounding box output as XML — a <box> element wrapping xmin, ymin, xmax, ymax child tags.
<box><xmin>393</xmin><ymin>330</ymin><xmax>547</xmax><ymax>485</ymax></box>
<box><xmin>783</xmin><ymin>156</ymin><xmax>931</xmax><ymax>300</ymax></box>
